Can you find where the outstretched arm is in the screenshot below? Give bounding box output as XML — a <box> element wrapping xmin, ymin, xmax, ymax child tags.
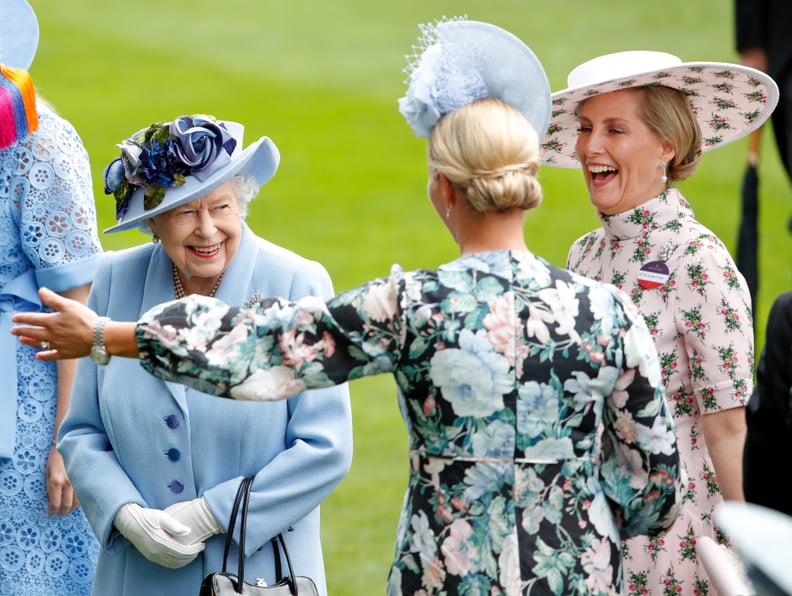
<box><xmin>12</xmin><ymin>287</ymin><xmax>139</xmax><ymax>360</ymax></box>
<box><xmin>16</xmin><ymin>276</ymin><xmax>403</xmax><ymax>402</ymax></box>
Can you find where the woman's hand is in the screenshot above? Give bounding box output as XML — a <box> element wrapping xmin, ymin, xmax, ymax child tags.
<box><xmin>46</xmin><ymin>444</ymin><xmax>80</xmax><ymax>516</ymax></box>
<box><xmin>11</xmin><ymin>287</ymin><xmax>97</xmax><ymax>360</ymax></box>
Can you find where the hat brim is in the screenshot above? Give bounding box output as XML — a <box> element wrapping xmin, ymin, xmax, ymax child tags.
<box><xmin>104</xmin><ymin>135</ymin><xmax>280</xmax><ymax>234</ymax></box>
<box><xmin>0</xmin><ymin>0</ymin><xmax>39</xmax><ymax>70</ymax></box>
<box><xmin>715</xmin><ymin>502</ymin><xmax>792</xmax><ymax>595</ymax></box>
<box><xmin>541</xmin><ymin>61</ymin><xmax>779</xmax><ymax>168</ymax></box>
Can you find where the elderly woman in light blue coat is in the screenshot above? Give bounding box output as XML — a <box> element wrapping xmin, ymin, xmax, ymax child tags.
<box><xmin>57</xmin><ymin>115</ymin><xmax>353</xmax><ymax>596</ymax></box>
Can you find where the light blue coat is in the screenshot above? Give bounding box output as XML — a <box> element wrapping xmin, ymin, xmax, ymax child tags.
<box><xmin>59</xmin><ymin>224</ymin><xmax>353</xmax><ymax>596</ymax></box>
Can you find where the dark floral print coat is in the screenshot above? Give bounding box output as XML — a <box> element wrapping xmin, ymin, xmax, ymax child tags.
<box><xmin>138</xmin><ymin>250</ymin><xmax>681</xmax><ymax>595</ymax></box>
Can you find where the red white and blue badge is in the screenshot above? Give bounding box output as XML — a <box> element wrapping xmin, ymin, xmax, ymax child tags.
<box><xmin>637</xmin><ymin>261</ymin><xmax>670</xmax><ymax>290</ymax></box>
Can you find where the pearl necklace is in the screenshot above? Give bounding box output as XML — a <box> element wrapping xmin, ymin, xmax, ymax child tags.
<box><xmin>172</xmin><ymin>264</ymin><xmax>224</xmax><ymax>299</ymax></box>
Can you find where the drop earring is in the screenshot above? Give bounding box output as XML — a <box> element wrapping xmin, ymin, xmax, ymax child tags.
<box><xmin>445</xmin><ymin>205</ymin><xmax>451</xmax><ymax>219</ymax></box>
<box><xmin>661</xmin><ymin>161</ymin><xmax>668</xmax><ymax>185</ymax></box>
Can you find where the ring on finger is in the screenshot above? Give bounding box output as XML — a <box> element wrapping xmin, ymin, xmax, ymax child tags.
<box><xmin>40</xmin><ymin>340</ymin><xmax>50</xmax><ymax>351</ymax></box>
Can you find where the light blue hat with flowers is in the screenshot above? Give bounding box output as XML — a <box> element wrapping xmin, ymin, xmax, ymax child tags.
<box><xmin>398</xmin><ymin>18</ymin><xmax>551</xmax><ymax>140</ymax></box>
<box><xmin>0</xmin><ymin>0</ymin><xmax>39</xmax><ymax>70</ymax></box>
<box><xmin>103</xmin><ymin>114</ymin><xmax>280</xmax><ymax>233</ymax></box>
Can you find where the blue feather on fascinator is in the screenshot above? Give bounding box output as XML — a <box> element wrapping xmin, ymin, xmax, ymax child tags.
<box><xmin>398</xmin><ymin>17</ymin><xmax>551</xmax><ymax>139</ymax></box>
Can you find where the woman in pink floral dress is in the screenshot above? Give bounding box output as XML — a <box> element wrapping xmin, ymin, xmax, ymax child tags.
<box><xmin>542</xmin><ymin>51</ymin><xmax>778</xmax><ymax>594</ymax></box>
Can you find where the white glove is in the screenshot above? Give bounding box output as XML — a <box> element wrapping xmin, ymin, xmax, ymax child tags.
<box><xmin>114</xmin><ymin>503</ymin><xmax>204</xmax><ymax>568</ymax></box>
<box><xmin>164</xmin><ymin>497</ymin><xmax>223</xmax><ymax>545</ymax></box>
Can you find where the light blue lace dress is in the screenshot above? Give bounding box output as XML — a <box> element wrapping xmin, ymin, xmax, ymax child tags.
<box><xmin>0</xmin><ymin>108</ymin><xmax>102</xmax><ymax>595</ymax></box>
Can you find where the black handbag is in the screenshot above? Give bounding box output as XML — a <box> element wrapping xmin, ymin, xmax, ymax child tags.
<box><xmin>199</xmin><ymin>477</ymin><xmax>320</xmax><ymax>596</ymax></box>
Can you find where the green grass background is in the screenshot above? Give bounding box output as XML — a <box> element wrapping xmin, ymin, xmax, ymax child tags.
<box><xmin>29</xmin><ymin>1</ymin><xmax>791</xmax><ymax>593</ymax></box>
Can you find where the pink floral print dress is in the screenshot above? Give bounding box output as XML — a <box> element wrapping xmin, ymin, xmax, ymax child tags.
<box><xmin>567</xmin><ymin>188</ymin><xmax>753</xmax><ymax>595</ymax></box>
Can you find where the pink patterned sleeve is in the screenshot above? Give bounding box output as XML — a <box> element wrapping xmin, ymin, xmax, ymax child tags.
<box><xmin>674</xmin><ymin>233</ymin><xmax>753</xmax><ymax>413</ymax></box>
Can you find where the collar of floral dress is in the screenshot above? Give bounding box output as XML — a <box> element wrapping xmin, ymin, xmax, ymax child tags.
<box><xmin>597</xmin><ymin>188</ymin><xmax>693</xmax><ymax>241</ymax></box>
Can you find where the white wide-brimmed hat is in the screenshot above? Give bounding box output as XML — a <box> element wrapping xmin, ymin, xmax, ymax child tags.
<box><xmin>104</xmin><ymin>114</ymin><xmax>279</xmax><ymax>233</ymax></box>
<box><xmin>541</xmin><ymin>50</ymin><xmax>779</xmax><ymax>167</ymax></box>
<box><xmin>0</xmin><ymin>0</ymin><xmax>39</xmax><ymax>70</ymax></box>
<box><xmin>398</xmin><ymin>18</ymin><xmax>551</xmax><ymax>140</ymax></box>
<box><xmin>715</xmin><ymin>502</ymin><xmax>792</xmax><ymax>595</ymax></box>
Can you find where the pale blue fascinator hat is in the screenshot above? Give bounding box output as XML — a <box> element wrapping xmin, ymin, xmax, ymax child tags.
<box><xmin>398</xmin><ymin>18</ymin><xmax>552</xmax><ymax>140</ymax></box>
<box><xmin>103</xmin><ymin>114</ymin><xmax>280</xmax><ymax>233</ymax></box>
<box><xmin>0</xmin><ymin>0</ymin><xmax>39</xmax><ymax>70</ymax></box>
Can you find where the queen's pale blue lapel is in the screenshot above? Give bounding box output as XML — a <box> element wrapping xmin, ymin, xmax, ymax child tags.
<box><xmin>137</xmin><ymin>224</ymin><xmax>260</xmax><ymax>408</ymax></box>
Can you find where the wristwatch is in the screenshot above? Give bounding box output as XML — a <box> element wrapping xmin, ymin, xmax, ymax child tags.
<box><xmin>90</xmin><ymin>316</ymin><xmax>111</xmax><ymax>365</ymax></box>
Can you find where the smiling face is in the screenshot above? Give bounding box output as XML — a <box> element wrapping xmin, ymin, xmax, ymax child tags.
<box><xmin>149</xmin><ymin>180</ymin><xmax>241</xmax><ymax>294</ymax></box>
<box><xmin>575</xmin><ymin>88</ymin><xmax>675</xmax><ymax>216</ymax></box>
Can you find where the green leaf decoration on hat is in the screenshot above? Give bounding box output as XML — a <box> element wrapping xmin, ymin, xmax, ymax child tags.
<box><xmin>103</xmin><ymin>114</ymin><xmax>236</xmax><ymax>221</ymax></box>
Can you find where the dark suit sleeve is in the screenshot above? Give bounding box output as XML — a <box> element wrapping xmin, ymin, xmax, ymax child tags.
<box><xmin>735</xmin><ymin>0</ymin><xmax>766</xmax><ymax>51</ymax></box>
<box><xmin>743</xmin><ymin>290</ymin><xmax>792</xmax><ymax>515</ymax></box>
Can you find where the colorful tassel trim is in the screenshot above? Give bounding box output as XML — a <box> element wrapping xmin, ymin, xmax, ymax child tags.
<box><xmin>0</xmin><ymin>64</ymin><xmax>38</xmax><ymax>150</ymax></box>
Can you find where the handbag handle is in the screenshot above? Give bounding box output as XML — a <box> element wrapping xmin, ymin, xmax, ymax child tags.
<box><xmin>221</xmin><ymin>477</ymin><xmax>303</xmax><ymax>595</ymax></box>
<box><xmin>220</xmin><ymin>477</ymin><xmax>254</xmax><ymax>590</ymax></box>
<box><xmin>271</xmin><ymin>532</ymin><xmax>300</xmax><ymax>594</ymax></box>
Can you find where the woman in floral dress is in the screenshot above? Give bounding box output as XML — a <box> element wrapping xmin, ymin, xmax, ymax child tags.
<box><xmin>541</xmin><ymin>51</ymin><xmax>778</xmax><ymax>594</ymax></box>
<box><xmin>13</xmin><ymin>20</ymin><xmax>682</xmax><ymax>595</ymax></box>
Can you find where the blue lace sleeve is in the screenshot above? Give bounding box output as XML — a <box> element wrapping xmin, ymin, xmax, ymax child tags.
<box><xmin>14</xmin><ymin>109</ymin><xmax>102</xmax><ymax>290</ymax></box>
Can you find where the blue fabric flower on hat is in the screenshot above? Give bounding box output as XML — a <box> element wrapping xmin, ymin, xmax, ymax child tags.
<box><xmin>399</xmin><ymin>38</ymin><xmax>488</xmax><ymax>139</ymax></box>
<box><xmin>398</xmin><ymin>19</ymin><xmax>489</xmax><ymax>139</ymax></box>
<box><xmin>104</xmin><ymin>114</ymin><xmax>237</xmax><ymax>219</ymax></box>
<box><xmin>170</xmin><ymin>116</ymin><xmax>236</xmax><ymax>180</ymax></box>
<box><xmin>398</xmin><ymin>44</ymin><xmax>444</xmax><ymax>139</ymax></box>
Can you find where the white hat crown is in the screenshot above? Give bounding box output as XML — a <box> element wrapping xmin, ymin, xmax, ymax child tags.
<box><xmin>568</xmin><ymin>51</ymin><xmax>681</xmax><ymax>87</ymax></box>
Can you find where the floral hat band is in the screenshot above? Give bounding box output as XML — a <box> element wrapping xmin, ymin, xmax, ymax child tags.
<box><xmin>103</xmin><ymin>114</ymin><xmax>280</xmax><ymax>234</ymax></box>
<box><xmin>398</xmin><ymin>18</ymin><xmax>551</xmax><ymax>140</ymax></box>
<box><xmin>541</xmin><ymin>50</ymin><xmax>779</xmax><ymax>168</ymax></box>
<box><xmin>104</xmin><ymin>115</ymin><xmax>237</xmax><ymax>214</ymax></box>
